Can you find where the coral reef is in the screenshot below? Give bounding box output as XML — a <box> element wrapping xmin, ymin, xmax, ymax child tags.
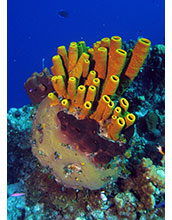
<box><xmin>7</xmin><ymin>101</ymin><xmax>165</xmax><ymax>219</ymax></box>
<box><xmin>7</xmin><ymin>105</ymin><xmax>33</xmax><ymax>150</ymax></box>
<box><xmin>29</xmin><ymin>36</ymin><xmax>151</xmax><ymax>190</ymax></box>
<box><xmin>113</xmin><ymin>191</ymin><xmax>138</xmax><ymax>219</ymax></box>
<box><xmin>144</xmin><ymin>44</ymin><xmax>165</xmax><ymax>89</ymax></box>
<box><xmin>121</xmin><ymin>157</ymin><xmax>165</xmax><ymax>210</ymax></box>
<box><xmin>7</xmin><ymin>105</ymin><xmax>37</xmax><ymax>184</ymax></box>
<box><xmin>7</xmin><ymin>36</ymin><xmax>165</xmax><ymax>219</ymax></box>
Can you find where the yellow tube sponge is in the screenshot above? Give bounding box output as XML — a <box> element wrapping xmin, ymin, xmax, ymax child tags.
<box><xmin>61</xmin><ymin>99</ymin><xmax>70</xmax><ymax>110</ymax></box>
<box><xmin>93</xmin><ymin>41</ymin><xmax>101</xmax><ymax>50</ymax></box>
<box><xmin>111</xmin><ymin>114</ymin><xmax>118</xmax><ymax>124</ymax></box>
<box><xmin>93</xmin><ymin>77</ymin><xmax>100</xmax><ymax>88</ymax></box>
<box><xmin>87</xmin><ymin>48</ymin><xmax>94</xmax><ymax>57</ymax></box>
<box><xmin>125</xmin><ymin>38</ymin><xmax>151</xmax><ymax>81</ymax></box>
<box><xmin>91</xmin><ymin>95</ymin><xmax>110</xmax><ymax>121</ymax></box>
<box><xmin>124</xmin><ymin>113</ymin><xmax>136</xmax><ymax>129</ymax></box>
<box><xmin>101</xmin><ymin>37</ymin><xmax>110</xmax><ymax>48</ymax></box>
<box><xmin>80</xmin><ymin>101</ymin><xmax>92</xmax><ymax>119</ymax></box>
<box><xmin>109</xmin><ymin>36</ymin><xmax>122</xmax><ymax>56</ymax></box>
<box><xmin>57</xmin><ymin>46</ymin><xmax>68</xmax><ymax>71</ymax></box>
<box><xmin>28</xmin><ymin>35</ymin><xmax>144</xmax><ymax>191</ymax></box>
<box><xmin>107</xmin><ymin>49</ymin><xmax>127</xmax><ymax>80</ymax></box>
<box><xmin>119</xmin><ymin>98</ymin><xmax>129</xmax><ymax>113</ymax></box>
<box><xmin>82</xmin><ymin>59</ymin><xmax>90</xmax><ymax>78</ymax></box>
<box><xmin>68</xmin><ymin>42</ymin><xmax>78</xmax><ymax>72</ymax></box>
<box><xmin>76</xmin><ymin>85</ymin><xmax>86</xmax><ymax>107</ymax></box>
<box><xmin>85</xmin><ymin>85</ymin><xmax>97</xmax><ymax>103</ymax></box>
<box><xmin>92</xmin><ymin>78</ymin><xmax>100</xmax><ymax>97</ymax></box>
<box><xmin>50</xmin><ymin>66</ymin><xmax>56</xmax><ymax>76</ymax></box>
<box><xmin>67</xmin><ymin>77</ymin><xmax>77</xmax><ymax>102</ymax></box>
<box><xmin>70</xmin><ymin>52</ymin><xmax>89</xmax><ymax>79</ymax></box>
<box><xmin>78</xmin><ymin>41</ymin><xmax>87</xmax><ymax>53</ymax></box>
<box><xmin>108</xmin><ymin>36</ymin><xmax>122</xmax><ymax>71</ymax></box>
<box><xmin>108</xmin><ymin>117</ymin><xmax>125</xmax><ymax>140</ymax></box>
<box><xmin>48</xmin><ymin>92</ymin><xmax>59</xmax><ymax>107</ymax></box>
<box><xmin>101</xmin><ymin>75</ymin><xmax>119</xmax><ymax>97</ymax></box>
<box><xmin>102</xmin><ymin>100</ymin><xmax>114</xmax><ymax>120</ymax></box>
<box><xmin>51</xmin><ymin>75</ymin><xmax>67</xmax><ymax>98</ymax></box>
<box><xmin>52</xmin><ymin>55</ymin><xmax>66</xmax><ymax>78</ymax></box>
<box><xmin>85</xmin><ymin>70</ymin><xmax>97</xmax><ymax>86</ymax></box>
<box><xmin>94</xmin><ymin>47</ymin><xmax>108</xmax><ymax>79</ymax></box>
<box><xmin>113</xmin><ymin>106</ymin><xmax>122</xmax><ymax>117</ymax></box>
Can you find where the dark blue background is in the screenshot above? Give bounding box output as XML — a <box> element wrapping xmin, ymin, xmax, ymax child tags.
<box><xmin>7</xmin><ymin>0</ymin><xmax>165</xmax><ymax>110</ymax></box>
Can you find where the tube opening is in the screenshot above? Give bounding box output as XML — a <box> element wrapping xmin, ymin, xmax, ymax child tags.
<box><xmin>140</xmin><ymin>38</ymin><xmax>150</xmax><ymax>44</ymax></box>
<box><xmin>109</xmin><ymin>101</ymin><xmax>113</xmax><ymax>107</ymax></box>
<box><xmin>85</xmin><ymin>102</ymin><xmax>91</xmax><ymax>108</ymax></box>
<box><xmin>71</xmin><ymin>42</ymin><xmax>77</xmax><ymax>46</ymax></box>
<box><xmin>70</xmin><ymin>77</ymin><xmax>75</xmax><ymax>81</ymax></box>
<box><xmin>99</xmin><ymin>47</ymin><xmax>106</xmax><ymax>51</ymax></box>
<box><xmin>112</xmin><ymin>115</ymin><xmax>117</xmax><ymax>120</ymax></box>
<box><xmin>94</xmin><ymin>78</ymin><xmax>99</xmax><ymax>82</ymax></box>
<box><xmin>103</xmin><ymin>95</ymin><xmax>110</xmax><ymax>103</ymax></box>
<box><xmin>90</xmin><ymin>70</ymin><xmax>96</xmax><ymax>74</ymax></box>
<box><xmin>90</xmin><ymin>86</ymin><xmax>95</xmax><ymax>90</ymax></box>
<box><xmin>116</xmin><ymin>107</ymin><xmax>120</xmax><ymax>112</ymax></box>
<box><xmin>79</xmin><ymin>86</ymin><xmax>85</xmax><ymax>90</ymax></box>
<box><xmin>111</xmin><ymin>75</ymin><xmax>118</xmax><ymax>81</ymax></box>
<box><xmin>122</xmin><ymin>98</ymin><xmax>128</xmax><ymax>106</ymax></box>
<box><xmin>62</xmin><ymin>100</ymin><xmax>67</xmax><ymax>105</ymax></box>
<box><xmin>112</xmin><ymin>36</ymin><xmax>121</xmax><ymax>41</ymax></box>
<box><xmin>118</xmin><ymin>118</ymin><xmax>124</xmax><ymax>125</ymax></box>
<box><xmin>128</xmin><ymin>114</ymin><xmax>134</xmax><ymax>121</ymax></box>
<box><xmin>117</xmin><ymin>49</ymin><xmax>126</xmax><ymax>54</ymax></box>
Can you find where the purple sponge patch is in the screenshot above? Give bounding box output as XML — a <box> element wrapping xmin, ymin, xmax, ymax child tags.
<box><xmin>57</xmin><ymin>111</ymin><xmax>127</xmax><ymax>164</ymax></box>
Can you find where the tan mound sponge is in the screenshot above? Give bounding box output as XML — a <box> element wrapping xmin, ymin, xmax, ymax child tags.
<box><xmin>30</xmin><ymin>35</ymin><xmax>150</xmax><ymax>190</ymax></box>
<box><xmin>32</xmin><ymin>97</ymin><xmax>123</xmax><ymax>190</ymax></box>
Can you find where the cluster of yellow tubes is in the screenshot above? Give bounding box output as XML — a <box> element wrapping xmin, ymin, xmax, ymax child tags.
<box><xmin>47</xmin><ymin>36</ymin><xmax>151</xmax><ymax>141</ymax></box>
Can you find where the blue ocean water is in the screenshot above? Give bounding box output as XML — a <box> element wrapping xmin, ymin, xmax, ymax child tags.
<box><xmin>7</xmin><ymin>0</ymin><xmax>165</xmax><ymax>110</ymax></box>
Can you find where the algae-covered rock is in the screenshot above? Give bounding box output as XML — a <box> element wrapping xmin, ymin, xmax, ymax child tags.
<box><xmin>145</xmin><ymin>111</ymin><xmax>159</xmax><ymax>132</ymax></box>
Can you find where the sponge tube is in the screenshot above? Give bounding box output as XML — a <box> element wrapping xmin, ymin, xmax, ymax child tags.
<box><xmin>125</xmin><ymin>38</ymin><xmax>151</xmax><ymax>81</ymax></box>
<box><xmin>67</xmin><ymin>77</ymin><xmax>77</xmax><ymax>102</ymax></box>
<box><xmin>85</xmin><ymin>86</ymin><xmax>97</xmax><ymax>103</ymax></box>
<box><xmin>80</xmin><ymin>101</ymin><xmax>92</xmax><ymax>118</ymax></box>
<box><xmin>124</xmin><ymin>113</ymin><xmax>136</xmax><ymax>129</ymax></box>
<box><xmin>57</xmin><ymin>46</ymin><xmax>68</xmax><ymax>71</ymax></box>
<box><xmin>68</xmin><ymin>42</ymin><xmax>78</xmax><ymax>72</ymax></box>
<box><xmin>101</xmin><ymin>75</ymin><xmax>119</xmax><ymax>97</ymax></box>
<box><xmin>48</xmin><ymin>92</ymin><xmax>59</xmax><ymax>106</ymax></box>
<box><xmin>119</xmin><ymin>98</ymin><xmax>129</xmax><ymax>113</ymax></box>
<box><xmin>52</xmin><ymin>55</ymin><xmax>66</xmax><ymax>78</ymax></box>
<box><xmin>108</xmin><ymin>117</ymin><xmax>125</xmax><ymax>140</ymax></box>
<box><xmin>107</xmin><ymin>49</ymin><xmax>127</xmax><ymax>80</ymax></box>
<box><xmin>76</xmin><ymin>85</ymin><xmax>86</xmax><ymax>107</ymax></box>
<box><xmin>94</xmin><ymin>47</ymin><xmax>108</xmax><ymax>79</ymax></box>
<box><xmin>61</xmin><ymin>99</ymin><xmax>70</xmax><ymax>110</ymax></box>
<box><xmin>51</xmin><ymin>76</ymin><xmax>67</xmax><ymax>98</ymax></box>
<box><xmin>102</xmin><ymin>100</ymin><xmax>114</xmax><ymax>120</ymax></box>
<box><xmin>91</xmin><ymin>95</ymin><xmax>110</xmax><ymax>121</ymax></box>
